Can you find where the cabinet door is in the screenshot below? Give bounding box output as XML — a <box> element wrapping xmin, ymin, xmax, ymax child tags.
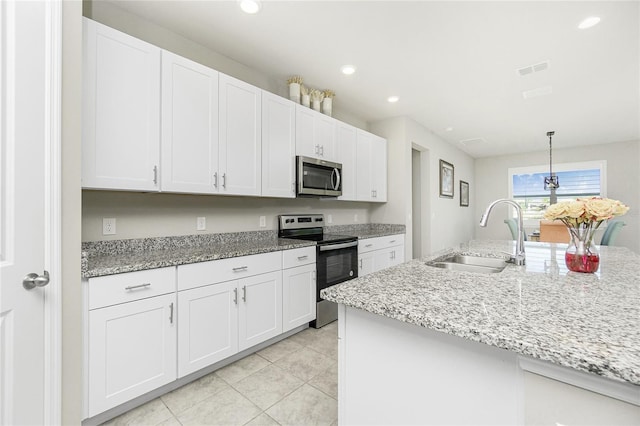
<box><xmin>88</xmin><ymin>293</ymin><xmax>176</xmax><ymax>416</ymax></box>
<box><xmin>356</xmin><ymin>130</ymin><xmax>374</xmax><ymax>201</ymax></box>
<box><xmin>282</xmin><ymin>264</ymin><xmax>316</xmax><ymax>332</ymax></box>
<box><xmin>82</xmin><ymin>18</ymin><xmax>161</xmax><ymax>191</ymax></box>
<box><xmin>371</xmin><ymin>135</ymin><xmax>388</xmax><ymax>202</ymax></box>
<box><xmin>295</xmin><ymin>105</ymin><xmax>318</xmax><ymax>158</ymax></box>
<box><xmin>316</xmin><ymin>113</ymin><xmax>337</xmax><ymax>161</ymax></box>
<box><xmin>238</xmin><ymin>271</ymin><xmax>283</xmax><ymax>351</ymax></box>
<box><xmin>161</xmin><ymin>51</ymin><xmax>219</xmax><ymax>194</ymax></box>
<box><xmin>262</xmin><ymin>92</ymin><xmax>295</xmax><ymax>198</ymax></box>
<box><xmin>390</xmin><ymin>246</ymin><xmax>405</xmax><ymax>267</ymax></box>
<box><xmin>336</xmin><ymin>122</ymin><xmax>358</xmax><ymax>201</ymax></box>
<box><xmin>177</xmin><ymin>281</ymin><xmax>238</xmax><ymax>378</ymax></box>
<box><xmin>373</xmin><ymin>248</ymin><xmax>393</xmax><ymax>273</ymax></box>
<box><xmin>358</xmin><ymin>253</ymin><xmax>375</xmax><ymax>277</ymax></box>
<box><xmin>219</xmin><ymin>73</ymin><xmax>262</xmax><ymax>196</ymax></box>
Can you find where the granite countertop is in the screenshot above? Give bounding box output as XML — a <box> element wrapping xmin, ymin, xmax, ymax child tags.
<box><xmin>82</xmin><ymin>224</ymin><xmax>405</xmax><ymax>278</ymax></box>
<box><xmin>321</xmin><ymin>240</ymin><xmax>640</xmax><ymax>386</ymax></box>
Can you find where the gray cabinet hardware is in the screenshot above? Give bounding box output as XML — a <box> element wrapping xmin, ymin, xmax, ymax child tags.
<box><xmin>232</xmin><ymin>266</ymin><xmax>248</xmax><ymax>272</ymax></box>
<box><xmin>242</xmin><ymin>285</ymin><xmax>247</xmax><ymax>302</ymax></box>
<box><xmin>169</xmin><ymin>302</ymin><xmax>174</xmax><ymax>324</ymax></box>
<box><xmin>124</xmin><ymin>283</ymin><xmax>151</xmax><ymax>291</ymax></box>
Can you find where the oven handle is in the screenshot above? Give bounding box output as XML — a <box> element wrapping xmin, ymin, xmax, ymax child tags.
<box><xmin>319</xmin><ymin>240</ymin><xmax>358</xmax><ymax>252</ymax></box>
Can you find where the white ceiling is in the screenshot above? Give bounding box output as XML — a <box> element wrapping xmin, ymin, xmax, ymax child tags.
<box><xmin>104</xmin><ymin>1</ymin><xmax>639</xmax><ymax>158</ymax></box>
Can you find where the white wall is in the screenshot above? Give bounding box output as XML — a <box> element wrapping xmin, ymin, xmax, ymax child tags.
<box><xmin>475</xmin><ymin>140</ymin><xmax>640</xmax><ymax>253</ymax></box>
<box><xmin>370</xmin><ymin>117</ymin><xmax>476</xmax><ymax>258</ymax></box>
<box><xmin>82</xmin><ymin>191</ymin><xmax>372</xmax><ymax>241</ymax></box>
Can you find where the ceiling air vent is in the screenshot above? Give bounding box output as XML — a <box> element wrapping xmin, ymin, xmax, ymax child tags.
<box><xmin>517</xmin><ymin>60</ymin><xmax>550</xmax><ymax>77</ymax></box>
<box><xmin>459</xmin><ymin>138</ymin><xmax>486</xmax><ymax>147</ymax></box>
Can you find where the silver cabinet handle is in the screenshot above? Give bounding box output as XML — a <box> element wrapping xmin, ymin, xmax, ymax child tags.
<box><xmin>222</xmin><ymin>173</ymin><xmax>227</xmax><ymax>188</ymax></box>
<box><xmin>314</xmin><ymin>144</ymin><xmax>319</xmax><ymax>154</ymax></box>
<box><xmin>153</xmin><ymin>165</ymin><xmax>158</xmax><ymax>185</ymax></box>
<box><xmin>232</xmin><ymin>266</ymin><xmax>248</xmax><ymax>272</ymax></box>
<box><xmin>359</xmin><ymin>259</ymin><xmax>363</xmax><ymax>269</ymax></box>
<box><xmin>297</xmin><ymin>255</ymin><xmax>308</xmax><ymax>261</ymax></box>
<box><xmin>169</xmin><ymin>302</ymin><xmax>174</xmax><ymax>324</ymax></box>
<box><xmin>214</xmin><ymin>172</ymin><xmax>218</xmax><ymax>188</ymax></box>
<box><xmin>22</xmin><ymin>270</ymin><xmax>50</xmax><ymax>290</ymax></box>
<box><xmin>365</xmin><ymin>244</ymin><xmax>373</xmax><ymax>248</ymax></box>
<box><xmin>320</xmin><ymin>145</ymin><xmax>324</xmax><ymax>156</ymax></box>
<box><xmin>125</xmin><ymin>283</ymin><xmax>151</xmax><ymax>291</ymax></box>
<box><xmin>389</xmin><ymin>240</ymin><xmax>396</xmax><ymax>244</ymax></box>
<box><xmin>233</xmin><ymin>288</ymin><xmax>238</xmax><ymax>305</ymax></box>
<box><xmin>242</xmin><ymin>285</ymin><xmax>247</xmax><ymax>302</ymax></box>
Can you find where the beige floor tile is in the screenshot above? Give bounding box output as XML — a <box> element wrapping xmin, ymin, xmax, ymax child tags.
<box><xmin>156</xmin><ymin>416</ymin><xmax>182</xmax><ymax>426</ymax></box>
<box><xmin>161</xmin><ymin>372</ymin><xmax>232</xmax><ymax>415</ymax></box>
<box><xmin>286</xmin><ymin>327</ymin><xmax>325</xmax><ymax>347</ymax></box>
<box><xmin>274</xmin><ymin>347</ymin><xmax>335</xmax><ymax>382</ymax></box>
<box><xmin>307</xmin><ymin>329</ymin><xmax>338</xmax><ymax>359</ymax></box>
<box><xmin>215</xmin><ymin>353</ymin><xmax>270</xmax><ymax>384</ymax></box>
<box><xmin>308</xmin><ymin>362</ymin><xmax>338</xmax><ymax>399</ymax></box>
<box><xmin>320</xmin><ymin>321</ymin><xmax>338</xmax><ymax>336</ymax></box>
<box><xmin>177</xmin><ymin>387</ymin><xmax>261</xmax><ymax>426</ymax></box>
<box><xmin>101</xmin><ymin>398</ymin><xmax>173</xmax><ymax>426</ymax></box>
<box><xmin>244</xmin><ymin>412</ymin><xmax>280</xmax><ymax>426</ymax></box>
<box><xmin>266</xmin><ymin>384</ymin><xmax>337</xmax><ymax>426</ymax></box>
<box><xmin>257</xmin><ymin>337</ymin><xmax>304</xmax><ymax>363</ymax></box>
<box><xmin>233</xmin><ymin>364</ymin><xmax>304</xmax><ymax>410</ymax></box>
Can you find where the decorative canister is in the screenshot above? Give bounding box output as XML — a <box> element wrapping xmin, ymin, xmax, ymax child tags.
<box><xmin>322</xmin><ymin>97</ymin><xmax>332</xmax><ymax>116</ymax></box>
<box><xmin>289</xmin><ymin>83</ymin><xmax>301</xmax><ymax>104</ymax></box>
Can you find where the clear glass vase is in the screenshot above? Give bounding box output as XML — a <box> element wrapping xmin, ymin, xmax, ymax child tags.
<box><xmin>564</xmin><ymin>228</ymin><xmax>600</xmax><ymax>273</ymax></box>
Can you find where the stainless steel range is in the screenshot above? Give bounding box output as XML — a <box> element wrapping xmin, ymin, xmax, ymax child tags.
<box><xmin>278</xmin><ymin>214</ymin><xmax>358</xmax><ymax>328</ymax></box>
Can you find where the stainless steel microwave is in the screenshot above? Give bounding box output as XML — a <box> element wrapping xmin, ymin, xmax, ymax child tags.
<box><xmin>296</xmin><ymin>156</ymin><xmax>342</xmax><ymax>197</ymax></box>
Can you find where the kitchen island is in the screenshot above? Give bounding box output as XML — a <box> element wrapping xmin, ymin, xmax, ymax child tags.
<box><xmin>321</xmin><ymin>240</ymin><xmax>640</xmax><ymax>425</ymax></box>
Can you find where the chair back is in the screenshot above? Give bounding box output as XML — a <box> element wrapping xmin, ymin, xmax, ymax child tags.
<box><xmin>504</xmin><ymin>219</ymin><xmax>526</xmax><ymax>241</ymax></box>
<box><xmin>600</xmin><ymin>221</ymin><xmax>625</xmax><ymax>246</ymax></box>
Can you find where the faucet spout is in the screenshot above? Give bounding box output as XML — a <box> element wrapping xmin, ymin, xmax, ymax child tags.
<box><xmin>479</xmin><ymin>199</ymin><xmax>526</xmax><ymax>266</ymax></box>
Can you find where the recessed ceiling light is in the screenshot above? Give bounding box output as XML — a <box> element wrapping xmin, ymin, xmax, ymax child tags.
<box><xmin>340</xmin><ymin>65</ymin><xmax>356</xmax><ymax>75</ymax></box>
<box><xmin>239</xmin><ymin>0</ymin><xmax>261</xmax><ymax>14</ymax></box>
<box><xmin>445</xmin><ymin>127</ymin><xmax>454</xmax><ymax>132</ymax></box>
<box><xmin>578</xmin><ymin>16</ymin><xmax>600</xmax><ymax>29</ymax></box>
<box><xmin>387</xmin><ymin>96</ymin><xmax>399</xmax><ymax>103</ymax></box>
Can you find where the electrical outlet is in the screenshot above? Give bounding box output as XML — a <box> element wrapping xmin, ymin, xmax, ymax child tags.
<box><xmin>196</xmin><ymin>217</ymin><xmax>206</xmax><ymax>231</ymax></box>
<box><xmin>102</xmin><ymin>218</ymin><xmax>116</xmax><ymax>235</ymax></box>
<box><xmin>354</xmin><ymin>214</ymin><xmax>358</xmax><ymax>222</ymax></box>
<box><xmin>327</xmin><ymin>214</ymin><xmax>333</xmax><ymax>224</ymax></box>
<box><xmin>259</xmin><ymin>216</ymin><xmax>266</xmax><ymax>228</ymax></box>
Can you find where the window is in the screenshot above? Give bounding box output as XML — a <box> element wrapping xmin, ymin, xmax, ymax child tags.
<box><xmin>508</xmin><ymin>161</ymin><xmax>606</xmax><ymax>223</ymax></box>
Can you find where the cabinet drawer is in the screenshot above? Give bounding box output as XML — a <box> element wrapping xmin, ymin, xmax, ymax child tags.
<box><xmin>282</xmin><ymin>246</ymin><xmax>316</xmax><ymax>269</ymax></box>
<box><xmin>88</xmin><ymin>267</ymin><xmax>176</xmax><ymax>310</ymax></box>
<box><xmin>358</xmin><ymin>234</ymin><xmax>404</xmax><ymax>254</ymax></box>
<box><xmin>178</xmin><ymin>251</ymin><xmax>282</xmax><ymax>291</ymax></box>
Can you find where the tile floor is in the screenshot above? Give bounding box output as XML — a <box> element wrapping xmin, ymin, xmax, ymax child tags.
<box><xmin>103</xmin><ymin>322</ymin><xmax>338</xmax><ymax>426</ymax></box>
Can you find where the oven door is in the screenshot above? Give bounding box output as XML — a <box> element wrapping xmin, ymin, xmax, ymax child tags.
<box><xmin>316</xmin><ymin>240</ymin><xmax>358</xmax><ymax>301</ymax></box>
<box><xmin>297</xmin><ymin>156</ymin><xmax>342</xmax><ymax>197</ymax></box>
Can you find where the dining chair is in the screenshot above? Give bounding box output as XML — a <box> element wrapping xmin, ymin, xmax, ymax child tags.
<box><xmin>600</xmin><ymin>221</ymin><xmax>625</xmax><ymax>246</ymax></box>
<box><xmin>504</xmin><ymin>218</ymin><xmax>527</xmax><ymax>241</ymax></box>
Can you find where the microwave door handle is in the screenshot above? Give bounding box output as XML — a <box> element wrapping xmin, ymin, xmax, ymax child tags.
<box><xmin>332</xmin><ymin>168</ymin><xmax>341</xmax><ymax>191</ymax></box>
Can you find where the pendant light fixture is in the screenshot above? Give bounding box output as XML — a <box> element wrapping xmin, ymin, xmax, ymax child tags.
<box><xmin>544</xmin><ymin>131</ymin><xmax>559</xmax><ymax>190</ymax></box>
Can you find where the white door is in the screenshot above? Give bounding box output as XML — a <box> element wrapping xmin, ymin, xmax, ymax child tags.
<box><xmin>282</xmin><ymin>264</ymin><xmax>316</xmax><ymax>332</ymax></box>
<box><xmin>238</xmin><ymin>271</ymin><xmax>282</xmax><ymax>351</ymax></box>
<box><xmin>315</xmin><ymin>114</ymin><xmax>336</xmax><ymax>161</ymax></box>
<box><xmin>161</xmin><ymin>51</ymin><xmax>219</xmax><ymax>194</ymax></box>
<box><xmin>371</xmin><ymin>136</ymin><xmax>388</xmax><ymax>202</ymax></box>
<box><xmin>356</xmin><ymin>130</ymin><xmax>374</xmax><ymax>201</ymax></box>
<box><xmin>219</xmin><ymin>73</ymin><xmax>261</xmax><ymax>196</ymax></box>
<box><xmin>336</xmin><ymin>122</ymin><xmax>357</xmax><ymax>201</ymax></box>
<box><xmin>261</xmin><ymin>91</ymin><xmax>295</xmax><ymax>198</ymax></box>
<box><xmin>358</xmin><ymin>253</ymin><xmax>375</xmax><ymax>277</ymax></box>
<box><xmin>0</xmin><ymin>1</ymin><xmax>60</xmax><ymax>424</ymax></box>
<box><xmin>295</xmin><ymin>105</ymin><xmax>317</xmax><ymax>158</ymax></box>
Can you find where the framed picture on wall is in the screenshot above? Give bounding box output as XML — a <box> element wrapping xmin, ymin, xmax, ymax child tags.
<box><xmin>460</xmin><ymin>180</ymin><xmax>469</xmax><ymax>207</ymax></box>
<box><xmin>439</xmin><ymin>160</ymin><xmax>454</xmax><ymax>198</ymax></box>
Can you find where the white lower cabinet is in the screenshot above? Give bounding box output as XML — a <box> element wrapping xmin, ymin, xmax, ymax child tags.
<box><xmin>87</xmin><ymin>293</ymin><xmax>177</xmax><ymax>417</ymax></box>
<box><xmin>177</xmin><ymin>280</ymin><xmax>238</xmax><ymax>378</ymax></box>
<box><xmin>282</xmin><ymin>263</ymin><xmax>316</xmax><ymax>332</ymax></box>
<box><xmin>358</xmin><ymin>234</ymin><xmax>405</xmax><ymax>277</ymax></box>
<box><xmin>176</xmin><ymin>252</ymin><xmax>283</xmax><ymax>377</ymax></box>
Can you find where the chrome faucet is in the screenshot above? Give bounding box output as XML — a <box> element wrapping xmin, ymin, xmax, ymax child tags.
<box><xmin>480</xmin><ymin>199</ymin><xmax>526</xmax><ymax>265</ymax></box>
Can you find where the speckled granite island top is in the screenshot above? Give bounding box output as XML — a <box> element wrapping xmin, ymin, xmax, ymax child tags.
<box><xmin>82</xmin><ymin>224</ymin><xmax>405</xmax><ymax>278</ymax></box>
<box><xmin>321</xmin><ymin>240</ymin><xmax>640</xmax><ymax>386</ymax></box>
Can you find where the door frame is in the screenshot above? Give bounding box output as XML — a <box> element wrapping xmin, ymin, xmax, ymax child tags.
<box><xmin>44</xmin><ymin>0</ymin><xmax>62</xmax><ymax>423</ymax></box>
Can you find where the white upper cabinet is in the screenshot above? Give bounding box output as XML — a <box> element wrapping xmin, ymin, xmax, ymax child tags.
<box><xmin>356</xmin><ymin>130</ymin><xmax>387</xmax><ymax>202</ymax></box>
<box><xmin>262</xmin><ymin>91</ymin><xmax>296</xmax><ymax>198</ymax></box>
<box><xmin>161</xmin><ymin>51</ymin><xmax>219</xmax><ymax>194</ymax></box>
<box><xmin>295</xmin><ymin>105</ymin><xmax>337</xmax><ymax>162</ymax></box>
<box><xmin>82</xmin><ymin>18</ymin><xmax>161</xmax><ymax>191</ymax></box>
<box><xmin>219</xmin><ymin>73</ymin><xmax>262</xmax><ymax>196</ymax></box>
<box><xmin>336</xmin><ymin>122</ymin><xmax>358</xmax><ymax>201</ymax></box>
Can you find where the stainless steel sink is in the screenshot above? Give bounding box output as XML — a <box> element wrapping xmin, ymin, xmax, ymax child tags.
<box><xmin>426</xmin><ymin>254</ymin><xmax>507</xmax><ymax>274</ymax></box>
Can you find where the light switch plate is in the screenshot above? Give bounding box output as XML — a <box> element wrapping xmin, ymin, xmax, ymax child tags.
<box><xmin>197</xmin><ymin>217</ymin><xmax>206</xmax><ymax>231</ymax></box>
<box><xmin>259</xmin><ymin>216</ymin><xmax>266</xmax><ymax>228</ymax></box>
<box><xmin>327</xmin><ymin>214</ymin><xmax>333</xmax><ymax>224</ymax></box>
